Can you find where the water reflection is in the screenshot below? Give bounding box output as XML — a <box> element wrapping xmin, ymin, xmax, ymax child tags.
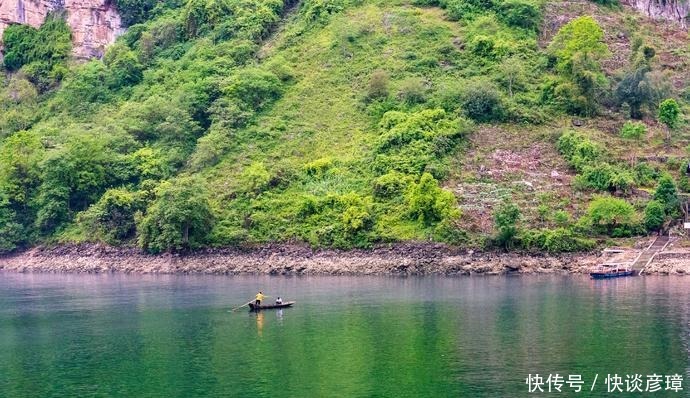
<box><xmin>276</xmin><ymin>309</ymin><xmax>284</xmax><ymax>326</ymax></box>
<box><xmin>255</xmin><ymin>311</ymin><xmax>264</xmax><ymax>337</ymax></box>
<box><xmin>0</xmin><ymin>273</ymin><xmax>688</xmax><ymax>397</ymax></box>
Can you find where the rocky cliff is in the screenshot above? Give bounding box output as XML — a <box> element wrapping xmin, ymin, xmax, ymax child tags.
<box><xmin>624</xmin><ymin>0</ymin><xmax>689</xmax><ymax>27</ymax></box>
<box><xmin>0</xmin><ymin>0</ymin><xmax>122</xmax><ymax>58</ymax></box>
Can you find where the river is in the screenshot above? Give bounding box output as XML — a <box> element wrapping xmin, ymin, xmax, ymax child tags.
<box><xmin>0</xmin><ymin>273</ymin><xmax>688</xmax><ymax>397</ymax></box>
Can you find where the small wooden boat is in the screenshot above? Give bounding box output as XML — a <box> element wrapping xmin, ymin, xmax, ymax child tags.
<box><xmin>249</xmin><ymin>301</ymin><xmax>295</xmax><ymax>311</ymax></box>
<box><xmin>590</xmin><ymin>267</ymin><xmax>635</xmax><ymax>279</ymax></box>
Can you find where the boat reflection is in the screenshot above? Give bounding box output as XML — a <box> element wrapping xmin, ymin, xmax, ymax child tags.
<box><xmin>255</xmin><ymin>311</ymin><xmax>264</xmax><ymax>337</ymax></box>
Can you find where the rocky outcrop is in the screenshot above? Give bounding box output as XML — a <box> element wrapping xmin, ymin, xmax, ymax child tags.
<box><xmin>0</xmin><ymin>0</ymin><xmax>122</xmax><ymax>59</ymax></box>
<box><xmin>0</xmin><ymin>243</ymin><xmax>602</xmax><ymax>276</ymax></box>
<box><xmin>623</xmin><ymin>0</ymin><xmax>689</xmax><ymax>28</ymax></box>
<box><xmin>646</xmin><ymin>252</ymin><xmax>690</xmax><ymax>274</ymax></box>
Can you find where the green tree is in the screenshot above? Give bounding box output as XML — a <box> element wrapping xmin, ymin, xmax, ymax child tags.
<box><xmin>104</xmin><ymin>43</ymin><xmax>143</xmax><ymax>88</ymax></box>
<box><xmin>616</xmin><ymin>66</ymin><xmax>653</xmax><ymax>119</ymax></box>
<box><xmin>0</xmin><ymin>131</ymin><xmax>44</xmax><ymax>208</ymax></box>
<box><xmin>498</xmin><ymin>0</ymin><xmax>541</xmax><ymax>31</ymax></box>
<box><xmin>2</xmin><ymin>14</ymin><xmax>71</xmax><ymax>91</ymax></box>
<box><xmin>113</xmin><ymin>0</ymin><xmax>160</xmax><ymax>26</ymax></box>
<box><xmin>644</xmin><ymin>200</ymin><xmax>665</xmax><ymax>232</ymax></box>
<box><xmin>620</xmin><ymin>121</ymin><xmax>646</xmax><ymax>165</ymax></box>
<box><xmin>658</xmin><ymin>99</ymin><xmax>681</xmax><ymax>142</ymax></box>
<box><xmin>615</xmin><ymin>41</ymin><xmax>658</xmax><ymax>119</ymax></box>
<box><xmin>549</xmin><ymin>16</ymin><xmax>609</xmax><ymax>74</ymax></box>
<box><xmin>137</xmin><ymin>177</ymin><xmax>214</xmax><ymax>253</ymax></box>
<box><xmin>653</xmin><ymin>174</ymin><xmax>679</xmax><ymax>216</ymax></box>
<box><xmin>548</xmin><ymin>16</ymin><xmax>610</xmax><ymax>115</ymax></box>
<box><xmin>183</xmin><ymin>0</ymin><xmax>234</xmax><ymax>37</ymax></box>
<box><xmin>494</xmin><ymin>201</ymin><xmax>521</xmax><ymax>249</ymax></box>
<box><xmin>33</xmin><ymin>135</ymin><xmax>122</xmax><ymax>234</ymax></box>
<box><xmin>0</xmin><ymin>192</ymin><xmax>24</xmax><ymax>252</ymax></box>
<box><xmin>2</xmin><ymin>24</ymin><xmax>38</xmax><ymax>71</ymax></box>
<box><xmin>56</xmin><ymin>61</ymin><xmax>112</xmax><ymax>114</ymax></box>
<box><xmin>498</xmin><ymin>56</ymin><xmax>527</xmax><ymax>98</ymax></box>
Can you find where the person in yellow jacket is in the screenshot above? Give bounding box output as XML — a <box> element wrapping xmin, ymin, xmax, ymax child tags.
<box><xmin>255</xmin><ymin>291</ymin><xmax>266</xmax><ymax>307</ymax></box>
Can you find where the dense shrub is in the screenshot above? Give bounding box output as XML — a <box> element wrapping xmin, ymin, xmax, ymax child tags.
<box><xmin>437</xmin><ymin>0</ymin><xmax>496</xmax><ymax>20</ymax></box>
<box><xmin>339</xmin><ymin>192</ymin><xmax>373</xmax><ymax>234</ymax></box>
<box><xmin>576</xmin><ymin>163</ymin><xmax>635</xmax><ymax>193</ymax></box>
<box><xmin>303</xmin><ymin>157</ymin><xmax>334</xmax><ymax>177</ymax></box>
<box><xmin>633</xmin><ymin>162</ymin><xmax>658</xmax><ymax>187</ymax></box>
<box><xmin>183</xmin><ymin>0</ymin><xmax>285</xmax><ymax>38</ymax></box>
<box><xmin>374</xmin><ymin>109</ymin><xmax>467</xmax><ymax>176</ymax></box>
<box><xmin>494</xmin><ymin>200</ymin><xmax>521</xmax><ymax>249</ymax></box>
<box><xmin>297</xmin><ymin>192</ymin><xmax>375</xmax><ymax>248</ymax></box>
<box><xmin>2</xmin><ymin>14</ymin><xmax>71</xmax><ymax>91</ymax></box>
<box><xmin>0</xmin><ymin>193</ymin><xmax>24</xmax><ymax>253</ymax></box>
<box><xmin>221</xmin><ymin>68</ymin><xmax>283</xmax><ymax>111</ymax></box>
<box><xmin>406</xmin><ymin>173</ymin><xmax>459</xmax><ymax>226</ymax></box>
<box><xmin>653</xmin><ymin>175</ymin><xmax>679</xmax><ymax>216</ymax></box>
<box><xmin>620</xmin><ymin>121</ymin><xmax>647</xmax><ymax>140</ymax></box>
<box><xmin>658</xmin><ymin>98</ymin><xmax>681</xmax><ymax>129</ymax></box>
<box><xmin>521</xmin><ymin>228</ymin><xmax>595</xmax><ymax>253</ymax></box>
<box><xmin>137</xmin><ymin>177</ymin><xmax>214</xmax><ymax>253</ymax></box>
<box><xmin>189</xmin><ymin>128</ymin><xmax>232</xmax><ymax>171</ymax></box>
<box><xmin>469</xmin><ymin>35</ymin><xmax>496</xmax><ymax>58</ymax></box>
<box><xmin>239</xmin><ymin>162</ymin><xmax>271</xmax><ymax>195</ymax></box>
<box><xmin>373</xmin><ymin>171</ymin><xmax>412</xmax><ymax>198</ymax></box>
<box><xmin>302</xmin><ymin>0</ymin><xmax>354</xmax><ymax>23</ymax></box>
<box><xmin>367</xmin><ymin>70</ymin><xmax>390</xmax><ymax>100</ymax></box>
<box><xmin>34</xmin><ymin>137</ymin><xmax>119</xmax><ymax>234</ymax></box>
<box><xmin>103</xmin><ymin>43</ymin><xmax>144</xmax><ymax>88</ymax></box>
<box><xmin>2</xmin><ymin>25</ymin><xmax>38</xmax><ymax>71</ymax></box>
<box><xmin>113</xmin><ymin>0</ymin><xmax>172</xmax><ymax>26</ymax></box>
<box><xmin>616</xmin><ymin>67</ymin><xmax>654</xmax><ymax>119</ymax></box>
<box><xmin>498</xmin><ymin>0</ymin><xmax>541</xmax><ymax>30</ymax></box>
<box><xmin>557</xmin><ymin>131</ymin><xmax>602</xmax><ymax>171</ymax></box>
<box><xmin>56</xmin><ymin>62</ymin><xmax>112</xmax><ymax>113</ymax></box>
<box><xmin>643</xmin><ymin>200</ymin><xmax>665</xmax><ymax>232</ymax></box>
<box><xmin>461</xmin><ymin>80</ymin><xmax>504</xmax><ymax>123</ymax></box>
<box><xmin>590</xmin><ymin>0</ymin><xmax>619</xmax><ymax>5</ymax></box>
<box><xmin>548</xmin><ymin>16</ymin><xmax>609</xmax><ymax>115</ymax></box>
<box><xmin>124</xmin><ymin>96</ymin><xmax>202</xmax><ymax>146</ymax></box>
<box><xmin>397</xmin><ymin>77</ymin><xmax>428</xmax><ymax>105</ymax></box>
<box><xmin>583</xmin><ymin>196</ymin><xmax>639</xmax><ymax>237</ymax></box>
<box><xmin>81</xmin><ymin>188</ymin><xmax>144</xmax><ymax>243</ymax></box>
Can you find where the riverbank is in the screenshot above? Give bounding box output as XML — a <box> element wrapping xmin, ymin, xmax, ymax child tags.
<box><xmin>1</xmin><ymin>243</ymin><xmax>688</xmax><ymax>275</ymax></box>
<box><xmin>0</xmin><ymin>243</ymin><xmax>594</xmax><ymax>275</ymax></box>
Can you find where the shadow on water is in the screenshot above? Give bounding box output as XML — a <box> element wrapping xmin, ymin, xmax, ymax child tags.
<box><xmin>0</xmin><ymin>273</ymin><xmax>687</xmax><ymax>397</ymax></box>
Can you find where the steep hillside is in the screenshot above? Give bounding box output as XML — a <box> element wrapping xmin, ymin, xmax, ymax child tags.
<box><xmin>0</xmin><ymin>0</ymin><xmax>688</xmax><ymax>253</ymax></box>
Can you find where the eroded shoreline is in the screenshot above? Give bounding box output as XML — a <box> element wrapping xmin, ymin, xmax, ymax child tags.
<box><xmin>1</xmin><ymin>243</ymin><xmax>686</xmax><ymax>276</ymax></box>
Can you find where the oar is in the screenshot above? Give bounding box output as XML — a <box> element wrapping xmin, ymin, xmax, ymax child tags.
<box><xmin>231</xmin><ymin>300</ymin><xmax>254</xmax><ymax>312</ymax></box>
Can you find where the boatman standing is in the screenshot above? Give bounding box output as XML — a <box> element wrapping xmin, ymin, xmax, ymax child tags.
<box><xmin>255</xmin><ymin>291</ymin><xmax>265</xmax><ymax>307</ymax></box>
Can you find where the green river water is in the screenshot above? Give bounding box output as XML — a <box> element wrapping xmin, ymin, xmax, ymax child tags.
<box><xmin>0</xmin><ymin>273</ymin><xmax>688</xmax><ymax>397</ymax></box>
